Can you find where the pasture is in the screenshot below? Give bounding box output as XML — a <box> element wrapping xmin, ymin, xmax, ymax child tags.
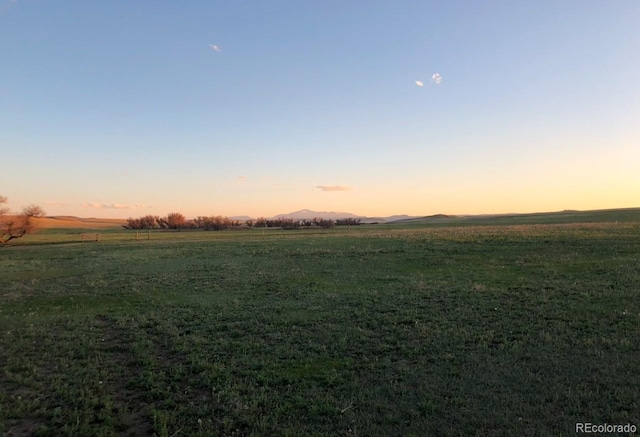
<box><xmin>1</xmin><ymin>221</ymin><xmax>639</xmax><ymax>436</ymax></box>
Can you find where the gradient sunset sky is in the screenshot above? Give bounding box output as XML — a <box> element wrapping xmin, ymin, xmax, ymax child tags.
<box><xmin>2</xmin><ymin>1</ymin><xmax>638</xmax><ymax>218</ymax></box>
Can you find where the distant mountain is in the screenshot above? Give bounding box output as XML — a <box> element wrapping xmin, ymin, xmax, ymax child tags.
<box><xmin>270</xmin><ymin>209</ymin><xmax>365</xmax><ymax>220</ymax></box>
<box><xmin>229</xmin><ymin>215</ymin><xmax>254</xmax><ymax>221</ymax></box>
<box><xmin>268</xmin><ymin>209</ymin><xmax>420</xmax><ymax>223</ymax></box>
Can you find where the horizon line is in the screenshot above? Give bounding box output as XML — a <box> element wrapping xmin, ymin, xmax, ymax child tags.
<box><xmin>40</xmin><ymin>205</ymin><xmax>640</xmax><ymax>221</ymax></box>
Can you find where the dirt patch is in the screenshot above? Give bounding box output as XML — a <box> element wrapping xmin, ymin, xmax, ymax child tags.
<box><xmin>5</xmin><ymin>419</ymin><xmax>47</xmax><ymax>436</ymax></box>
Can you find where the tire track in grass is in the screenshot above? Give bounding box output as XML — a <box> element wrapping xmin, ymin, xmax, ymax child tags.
<box><xmin>93</xmin><ymin>314</ymin><xmax>155</xmax><ymax>436</ymax></box>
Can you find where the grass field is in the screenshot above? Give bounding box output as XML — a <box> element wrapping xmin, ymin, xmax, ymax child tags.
<box><xmin>1</xmin><ymin>219</ymin><xmax>639</xmax><ymax>436</ymax></box>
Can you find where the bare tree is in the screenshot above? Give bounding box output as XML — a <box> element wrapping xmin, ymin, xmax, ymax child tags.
<box><xmin>0</xmin><ymin>197</ymin><xmax>46</xmax><ymax>244</ymax></box>
<box><xmin>0</xmin><ymin>196</ymin><xmax>8</xmax><ymax>216</ymax></box>
<box><xmin>166</xmin><ymin>212</ymin><xmax>186</xmax><ymax>229</ymax></box>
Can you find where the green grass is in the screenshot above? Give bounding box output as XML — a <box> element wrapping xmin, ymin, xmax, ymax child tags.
<box><xmin>1</xmin><ymin>223</ymin><xmax>639</xmax><ymax>436</ymax></box>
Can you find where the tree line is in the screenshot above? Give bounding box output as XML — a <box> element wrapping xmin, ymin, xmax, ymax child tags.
<box><xmin>124</xmin><ymin>213</ymin><xmax>362</xmax><ymax>230</ymax></box>
<box><xmin>124</xmin><ymin>213</ymin><xmax>243</xmax><ymax>230</ymax></box>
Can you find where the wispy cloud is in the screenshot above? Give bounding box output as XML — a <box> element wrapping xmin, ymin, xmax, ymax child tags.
<box><xmin>0</xmin><ymin>0</ymin><xmax>18</xmax><ymax>14</ymax></box>
<box><xmin>431</xmin><ymin>73</ymin><xmax>442</xmax><ymax>84</ymax></box>
<box><xmin>45</xmin><ymin>201</ymin><xmax>70</xmax><ymax>207</ymax></box>
<box><xmin>209</xmin><ymin>44</ymin><xmax>221</xmax><ymax>52</ymax></box>
<box><xmin>316</xmin><ymin>185</ymin><xmax>352</xmax><ymax>192</ymax></box>
<box><xmin>415</xmin><ymin>80</ymin><xmax>424</xmax><ymax>87</ymax></box>
<box><xmin>82</xmin><ymin>202</ymin><xmax>151</xmax><ymax>210</ymax></box>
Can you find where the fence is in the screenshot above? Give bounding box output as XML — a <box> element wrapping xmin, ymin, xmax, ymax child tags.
<box><xmin>81</xmin><ymin>233</ymin><xmax>101</xmax><ymax>242</ymax></box>
<box><xmin>80</xmin><ymin>230</ymin><xmax>151</xmax><ymax>242</ymax></box>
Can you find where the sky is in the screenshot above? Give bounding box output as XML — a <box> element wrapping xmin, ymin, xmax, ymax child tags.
<box><xmin>1</xmin><ymin>0</ymin><xmax>639</xmax><ymax>219</ymax></box>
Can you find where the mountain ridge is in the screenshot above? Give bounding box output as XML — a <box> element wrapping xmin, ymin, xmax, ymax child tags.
<box><xmin>269</xmin><ymin>209</ymin><xmax>367</xmax><ymax>220</ymax></box>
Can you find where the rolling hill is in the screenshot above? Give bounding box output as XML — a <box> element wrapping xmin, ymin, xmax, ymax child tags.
<box><xmin>34</xmin><ymin>216</ymin><xmax>127</xmax><ymax>229</ymax></box>
<box><xmin>387</xmin><ymin>208</ymin><xmax>640</xmax><ymax>226</ymax></box>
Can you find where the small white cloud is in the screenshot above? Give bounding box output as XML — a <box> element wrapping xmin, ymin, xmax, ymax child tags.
<box><xmin>431</xmin><ymin>73</ymin><xmax>442</xmax><ymax>85</ymax></box>
<box><xmin>209</xmin><ymin>44</ymin><xmax>221</xmax><ymax>52</ymax></box>
<box><xmin>415</xmin><ymin>80</ymin><xmax>424</xmax><ymax>87</ymax></box>
<box><xmin>82</xmin><ymin>202</ymin><xmax>103</xmax><ymax>209</ymax></box>
<box><xmin>81</xmin><ymin>202</ymin><xmax>146</xmax><ymax>210</ymax></box>
<box><xmin>316</xmin><ymin>185</ymin><xmax>351</xmax><ymax>192</ymax></box>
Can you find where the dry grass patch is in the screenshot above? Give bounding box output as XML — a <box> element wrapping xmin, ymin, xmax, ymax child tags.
<box><xmin>34</xmin><ymin>216</ymin><xmax>126</xmax><ymax>229</ymax></box>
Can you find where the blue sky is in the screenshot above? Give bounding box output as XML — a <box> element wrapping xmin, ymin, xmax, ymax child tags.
<box><xmin>2</xmin><ymin>0</ymin><xmax>638</xmax><ymax>218</ymax></box>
